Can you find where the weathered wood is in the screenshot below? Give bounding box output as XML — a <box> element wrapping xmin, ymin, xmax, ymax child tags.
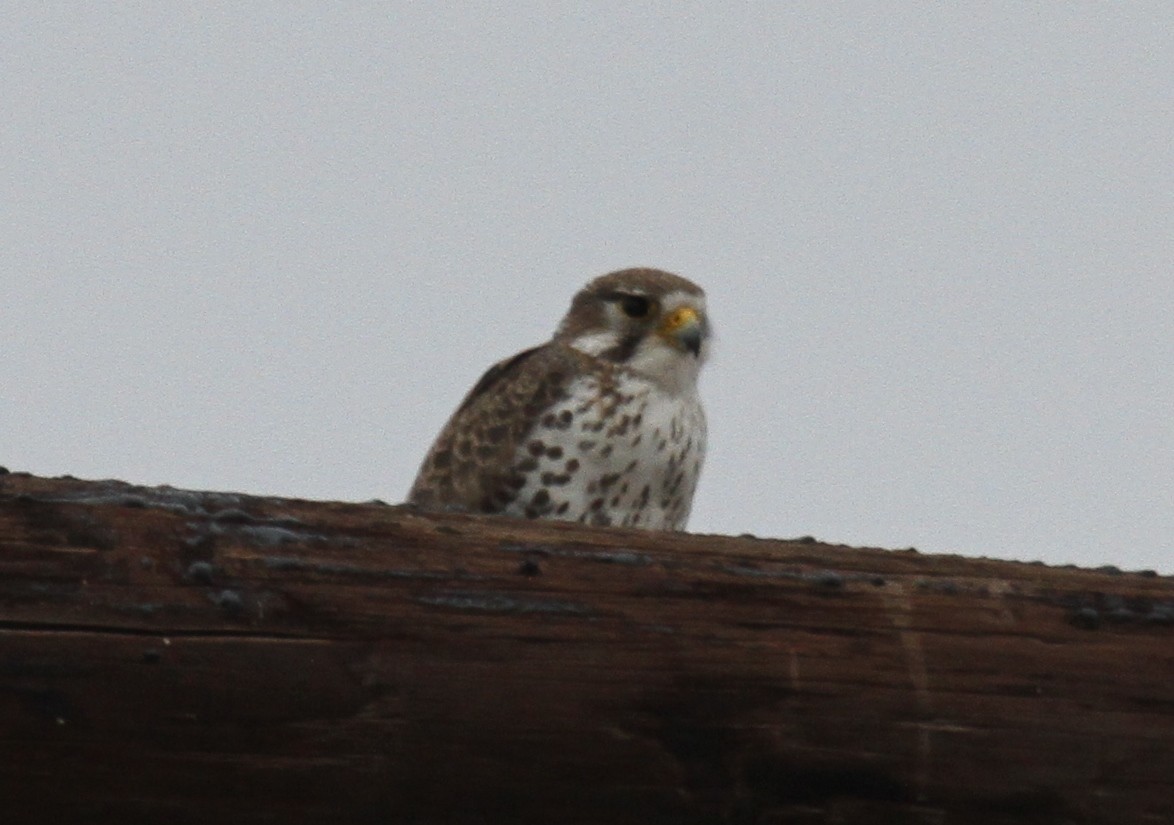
<box><xmin>0</xmin><ymin>470</ymin><xmax>1171</xmax><ymax>824</ymax></box>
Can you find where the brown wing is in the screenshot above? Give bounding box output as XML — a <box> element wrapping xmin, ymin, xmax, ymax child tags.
<box><xmin>407</xmin><ymin>343</ymin><xmax>584</xmax><ymax>514</ymax></box>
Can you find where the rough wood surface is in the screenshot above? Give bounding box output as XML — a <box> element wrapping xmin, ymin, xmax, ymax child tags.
<box><xmin>0</xmin><ymin>470</ymin><xmax>1171</xmax><ymax>824</ymax></box>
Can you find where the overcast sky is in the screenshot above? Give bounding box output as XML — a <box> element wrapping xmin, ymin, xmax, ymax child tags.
<box><xmin>4</xmin><ymin>5</ymin><xmax>1171</xmax><ymax>571</ymax></box>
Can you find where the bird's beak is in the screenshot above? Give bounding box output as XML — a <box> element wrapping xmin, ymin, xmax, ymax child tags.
<box><xmin>658</xmin><ymin>306</ymin><xmax>706</xmax><ymax>357</ymax></box>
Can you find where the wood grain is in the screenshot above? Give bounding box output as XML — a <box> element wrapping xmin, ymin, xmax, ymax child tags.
<box><xmin>1</xmin><ymin>471</ymin><xmax>1171</xmax><ymax>824</ymax></box>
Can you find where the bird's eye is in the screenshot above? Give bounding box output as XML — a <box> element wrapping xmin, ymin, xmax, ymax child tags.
<box><xmin>618</xmin><ymin>294</ymin><xmax>652</xmax><ymax>318</ymax></box>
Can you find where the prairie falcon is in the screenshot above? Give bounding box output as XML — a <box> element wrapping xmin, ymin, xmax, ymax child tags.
<box><xmin>409</xmin><ymin>268</ymin><xmax>710</xmax><ymax>530</ymax></box>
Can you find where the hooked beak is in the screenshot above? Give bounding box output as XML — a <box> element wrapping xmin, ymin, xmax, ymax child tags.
<box><xmin>658</xmin><ymin>306</ymin><xmax>707</xmax><ymax>357</ymax></box>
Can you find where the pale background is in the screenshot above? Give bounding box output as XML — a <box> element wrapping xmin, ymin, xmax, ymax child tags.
<box><xmin>3</xmin><ymin>5</ymin><xmax>1170</xmax><ymax>571</ymax></box>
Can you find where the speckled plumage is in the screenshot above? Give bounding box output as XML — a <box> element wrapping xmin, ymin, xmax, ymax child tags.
<box><xmin>408</xmin><ymin>268</ymin><xmax>710</xmax><ymax>530</ymax></box>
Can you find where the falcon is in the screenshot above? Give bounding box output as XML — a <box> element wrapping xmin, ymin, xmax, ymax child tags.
<box><xmin>408</xmin><ymin>268</ymin><xmax>710</xmax><ymax>530</ymax></box>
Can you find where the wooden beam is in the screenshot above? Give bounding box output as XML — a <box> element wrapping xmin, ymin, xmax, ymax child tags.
<box><xmin>1</xmin><ymin>471</ymin><xmax>1171</xmax><ymax>824</ymax></box>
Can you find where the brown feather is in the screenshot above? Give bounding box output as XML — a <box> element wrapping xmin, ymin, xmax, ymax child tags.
<box><xmin>408</xmin><ymin>343</ymin><xmax>595</xmax><ymax>513</ymax></box>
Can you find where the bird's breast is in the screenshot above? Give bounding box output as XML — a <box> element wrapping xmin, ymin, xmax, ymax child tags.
<box><xmin>503</xmin><ymin>373</ymin><xmax>705</xmax><ymax>530</ymax></box>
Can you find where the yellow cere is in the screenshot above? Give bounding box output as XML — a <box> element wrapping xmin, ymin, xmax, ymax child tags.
<box><xmin>660</xmin><ymin>306</ymin><xmax>700</xmax><ymax>334</ymax></box>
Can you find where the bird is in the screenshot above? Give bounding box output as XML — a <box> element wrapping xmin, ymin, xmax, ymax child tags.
<box><xmin>408</xmin><ymin>268</ymin><xmax>711</xmax><ymax>531</ymax></box>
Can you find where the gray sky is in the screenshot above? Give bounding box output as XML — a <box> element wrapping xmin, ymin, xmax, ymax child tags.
<box><xmin>4</xmin><ymin>5</ymin><xmax>1171</xmax><ymax>571</ymax></box>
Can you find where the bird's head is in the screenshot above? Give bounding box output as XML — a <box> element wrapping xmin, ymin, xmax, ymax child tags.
<box><xmin>555</xmin><ymin>268</ymin><xmax>711</xmax><ymax>394</ymax></box>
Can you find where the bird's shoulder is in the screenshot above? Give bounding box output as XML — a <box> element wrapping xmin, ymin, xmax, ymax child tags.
<box><xmin>453</xmin><ymin>341</ymin><xmax>594</xmax><ymax>415</ymax></box>
<box><xmin>408</xmin><ymin>342</ymin><xmax>599</xmax><ymax>511</ymax></box>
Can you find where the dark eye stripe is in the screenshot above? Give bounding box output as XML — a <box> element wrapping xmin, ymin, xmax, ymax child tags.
<box><xmin>616</xmin><ymin>294</ymin><xmax>651</xmax><ymax>318</ymax></box>
<box><xmin>622</xmin><ymin>295</ymin><xmax>651</xmax><ymax>317</ymax></box>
